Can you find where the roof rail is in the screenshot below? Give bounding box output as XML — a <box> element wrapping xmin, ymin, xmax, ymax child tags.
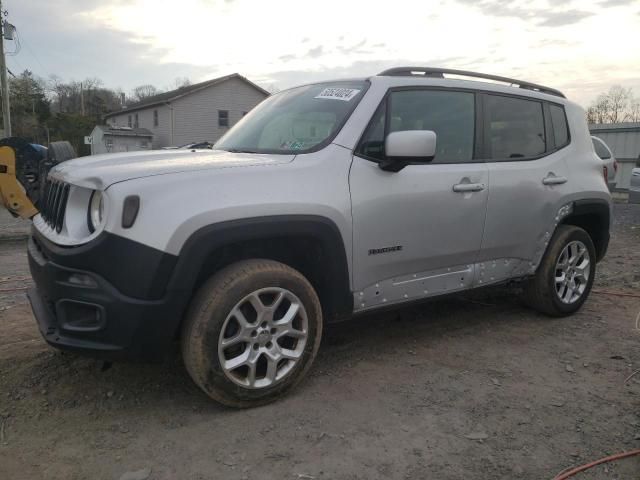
<box><xmin>377</xmin><ymin>67</ymin><xmax>565</xmax><ymax>98</ymax></box>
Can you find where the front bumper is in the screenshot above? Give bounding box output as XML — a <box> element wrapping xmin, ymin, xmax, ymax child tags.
<box><xmin>27</xmin><ymin>231</ymin><xmax>185</xmax><ymax>361</ymax></box>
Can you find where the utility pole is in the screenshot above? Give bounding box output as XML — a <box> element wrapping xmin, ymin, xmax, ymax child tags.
<box><xmin>0</xmin><ymin>1</ymin><xmax>11</xmax><ymax>137</ymax></box>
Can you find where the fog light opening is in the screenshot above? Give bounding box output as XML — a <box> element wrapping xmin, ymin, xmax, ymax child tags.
<box><xmin>67</xmin><ymin>273</ymin><xmax>98</xmax><ymax>288</ymax></box>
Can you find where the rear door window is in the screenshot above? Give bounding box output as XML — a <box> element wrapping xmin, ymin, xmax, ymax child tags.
<box><xmin>485</xmin><ymin>95</ymin><xmax>546</xmax><ymax>160</ymax></box>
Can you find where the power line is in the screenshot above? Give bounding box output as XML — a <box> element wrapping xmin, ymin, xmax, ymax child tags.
<box><xmin>15</xmin><ymin>27</ymin><xmax>45</xmax><ymax>73</ymax></box>
<box><xmin>7</xmin><ymin>53</ymin><xmax>22</xmax><ymax>74</ymax></box>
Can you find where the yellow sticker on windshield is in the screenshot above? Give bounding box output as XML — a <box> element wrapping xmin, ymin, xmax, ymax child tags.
<box><xmin>314</xmin><ymin>88</ymin><xmax>361</xmax><ymax>101</ymax></box>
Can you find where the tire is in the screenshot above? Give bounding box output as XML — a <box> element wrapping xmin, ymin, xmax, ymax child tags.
<box><xmin>523</xmin><ymin>225</ymin><xmax>596</xmax><ymax>317</ymax></box>
<box><xmin>181</xmin><ymin>259</ymin><xmax>323</xmax><ymax>408</ymax></box>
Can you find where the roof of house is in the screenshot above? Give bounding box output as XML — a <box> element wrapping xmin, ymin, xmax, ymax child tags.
<box><xmin>104</xmin><ymin>73</ymin><xmax>270</xmax><ymax>119</ymax></box>
<box><xmin>94</xmin><ymin>125</ymin><xmax>154</xmax><ymax>137</ymax></box>
<box><xmin>589</xmin><ymin>122</ymin><xmax>640</xmax><ymax>133</ymax></box>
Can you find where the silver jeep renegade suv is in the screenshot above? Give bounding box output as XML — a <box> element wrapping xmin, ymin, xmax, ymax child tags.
<box><xmin>27</xmin><ymin>67</ymin><xmax>612</xmax><ymax>407</ymax></box>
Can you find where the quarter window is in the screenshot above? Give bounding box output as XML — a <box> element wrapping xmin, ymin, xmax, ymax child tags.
<box><xmin>485</xmin><ymin>95</ymin><xmax>546</xmax><ymax>159</ymax></box>
<box><xmin>549</xmin><ymin>104</ymin><xmax>569</xmax><ymax>148</ymax></box>
<box><xmin>218</xmin><ymin>110</ymin><xmax>229</xmax><ymax>127</ymax></box>
<box><xmin>357</xmin><ymin>89</ymin><xmax>475</xmax><ymax>164</ymax></box>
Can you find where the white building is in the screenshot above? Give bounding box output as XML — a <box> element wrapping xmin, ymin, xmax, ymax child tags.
<box><xmin>88</xmin><ymin>125</ymin><xmax>154</xmax><ymax>155</ymax></box>
<box><xmin>103</xmin><ymin>73</ymin><xmax>269</xmax><ymax>149</ymax></box>
<box><xmin>590</xmin><ymin>122</ymin><xmax>640</xmax><ymax>191</ymax></box>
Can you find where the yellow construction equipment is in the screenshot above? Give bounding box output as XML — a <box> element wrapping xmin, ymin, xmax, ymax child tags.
<box><xmin>0</xmin><ymin>138</ymin><xmax>76</xmax><ymax>220</ymax></box>
<box><xmin>0</xmin><ymin>144</ymin><xmax>39</xmax><ymax>219</ymax></box>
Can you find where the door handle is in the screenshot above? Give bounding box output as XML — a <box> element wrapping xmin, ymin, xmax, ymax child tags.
<box><xmin>542</xmin><ymin>174</ymin><xmax>568</xmax><ymax>185</ymax></box>
<box><xmin>452</xmin><ymin>182</ymin><xmax>485</xmax><ymax>193</ymax></box>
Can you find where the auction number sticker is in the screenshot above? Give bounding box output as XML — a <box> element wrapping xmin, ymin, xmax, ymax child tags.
<box><xmin>315</xmin><ymin>88</ymin><xmax>361</xmax><ymax>101</ymax></box>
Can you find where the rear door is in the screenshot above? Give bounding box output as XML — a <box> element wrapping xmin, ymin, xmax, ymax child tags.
<box><xmin>478</xmin><ymin>94</ymin><xmax>573</xmax><ymax>282</ymax></box>
<box><xmin>349</xmin><ymin>88</ymin><xmax>489</xmax><ymax>311</ymax></box>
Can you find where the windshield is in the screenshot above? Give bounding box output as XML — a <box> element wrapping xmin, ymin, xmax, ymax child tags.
<box><xmin>215</xmin><ymin>81</ymin><xmax>368</xmax><ymax>154</ymax></box>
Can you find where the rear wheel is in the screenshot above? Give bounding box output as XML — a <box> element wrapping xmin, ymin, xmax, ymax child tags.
<box><xmin>181</xmin><ymin>259</ymin><xmax>322</xmax><ymax>407</ymax></box>
<box><xmin>523</xmin><ymin>225</ymin><xmax>596</xmax><ymax>317</ymax></box>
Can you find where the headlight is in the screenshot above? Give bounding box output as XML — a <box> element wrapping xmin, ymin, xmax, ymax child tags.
<box><xmin>87</xmin><ymin>190</ymin><xmax>105</xmax><ymax>233</ymax></box>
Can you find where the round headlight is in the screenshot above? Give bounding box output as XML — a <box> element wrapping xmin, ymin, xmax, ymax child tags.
<box><xmin>88</xmin><ymin>190</ymin><xmax>104</xmax><ymax>233</ymax></box>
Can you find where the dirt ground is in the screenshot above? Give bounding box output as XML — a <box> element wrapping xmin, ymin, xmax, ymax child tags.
<box><xmin>0</xmin><ymin>204</ymin><xmax>639</xmax><ymax>480</ymax></box>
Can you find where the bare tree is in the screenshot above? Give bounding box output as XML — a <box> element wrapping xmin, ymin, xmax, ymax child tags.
<box><xmin>589</xmin><ymin>94</ymin><xmax>611</xmax><ymax>124</ymax></box>
<box><xmin>625</xmin><ymin>98</ymin><xmax>640</xmax><ymax>122</ymax></box>
<box><xmin>587</xmin><ymin>85</ymin><xmax>635</xmax><ymax>124</ymax></box>
<box><xmin>131</xmin><ymin>84</ymin><xmax>160</xmax><ymax>102</ymax></box>
<box><xmin>606</xmin><ymin>85</ymin><xmax>632</xmax><ymax>123</ymax></box>
<box><xmin>168</xmin><ymin>77</ymin><xmax>192</xmax><ymax>90</ymax></box>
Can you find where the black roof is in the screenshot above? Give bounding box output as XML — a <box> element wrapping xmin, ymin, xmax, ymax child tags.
<box><xmin>95</xmin><ymin>125</ymin><xmax>153</xmax><ymax>137</ymax></box>
<box><xmin>104</xmin><ymin>73</ymin><xmax>270</xmax><ymax>119</ymax></box>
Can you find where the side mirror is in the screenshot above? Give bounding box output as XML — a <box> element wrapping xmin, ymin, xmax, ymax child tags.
<box><xmin>380</xmin><ymin>130</ymin><xmax>437</xmax><ymax>172</ymax></box>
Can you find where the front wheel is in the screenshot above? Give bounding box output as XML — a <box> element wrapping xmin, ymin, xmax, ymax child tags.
<box><xmin>181</xmin><ymin>259</ymin><xmax>323</xmax><ymax>408</ymax></box>
<box><xmin>523</xmin><ymin>225</ymin><xmax>596</xmax><ymax>317</ymax></box>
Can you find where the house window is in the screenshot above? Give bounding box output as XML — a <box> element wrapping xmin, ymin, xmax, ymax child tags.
<box><xmin>153</xmin><ymin>109</ymin><xmax>159</xmax><ymax>127</ymax></box>
<box><xmin>128</xmin><ymin>115</ymin><xmax>132</xmax><ymax>128</ymax></box>
<box><xmin>134</xmin><ymin>113</ymin><xmax>139</xmax><ymax>129</ymax></box>
<box><xmin>218</xmin><ymin>110</ymin><xmax>229</xmax><ymax>127</ymax></box>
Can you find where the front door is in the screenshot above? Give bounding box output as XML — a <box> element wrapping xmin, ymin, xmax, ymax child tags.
<box><xmin>349</xmin><ymin>88</ymin><xmax>489</xmax><ymax>311</ymax></box>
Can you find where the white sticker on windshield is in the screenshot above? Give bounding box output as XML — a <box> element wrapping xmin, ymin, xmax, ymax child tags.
<box><xmin>315</xmin><ymin>88</ymin><xmax>361</xmax><ymax>102</ymax></box>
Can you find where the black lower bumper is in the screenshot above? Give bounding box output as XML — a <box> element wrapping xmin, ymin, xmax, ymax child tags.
<box><xmin>27</xmin><ymin>232</ymin><xmax>186</xmax><ymax>361</ymax></box>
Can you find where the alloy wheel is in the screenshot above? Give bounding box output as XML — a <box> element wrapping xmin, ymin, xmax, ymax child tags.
<box><xmin>554</xmin><ymin>240</ymin><xmax>591</xmax><ymax>304</ymax></box>
<box><xmin>217</xmin><ymin>287</ymin><xmax>308</xmax><ymax>389</ymax></box>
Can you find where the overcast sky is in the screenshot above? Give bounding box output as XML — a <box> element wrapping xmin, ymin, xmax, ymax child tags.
<box><xmin>6</xmin><ymin>0</ymin><xmax>640</xmax><ymax>107</ymax></box>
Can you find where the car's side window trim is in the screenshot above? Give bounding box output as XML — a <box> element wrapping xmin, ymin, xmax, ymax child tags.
<box><xmin>474</xmin><ymin>92</ymin><xmax>486</xmax><ymax>160</ymax></box>
<box><xmin>354</xmin><ymin>86</ymin><xmax>481</xmax><ymax>165</ymax></box>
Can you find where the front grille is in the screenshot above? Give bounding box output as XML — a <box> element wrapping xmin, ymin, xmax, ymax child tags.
<box><xmin>40</xmin><ymin>180</ymin><xmax>70</xmax><ymax>233</ymax></box>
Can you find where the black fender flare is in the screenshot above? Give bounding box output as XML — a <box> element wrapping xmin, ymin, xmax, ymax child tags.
<box><xmin>166</xmin><ymin>215</ymin><xmax>354</xmax><ymax>321</ymax></box>
<box><xmin>561</xmin><ymin>198</ymin><xmax>611</xmax><ymax>262</ymax></box>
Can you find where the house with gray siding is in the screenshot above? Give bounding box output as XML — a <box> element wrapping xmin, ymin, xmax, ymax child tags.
<box><xmin>89</xmin><ymin>125</ymin><xmax>153</xmax><ymax>155</ymax></box>
<box><xmin>103</xmin><ymin>73</ymin><xmax>269</xmax><ymax>149</ymax></box>
<box><xmin>590</xmin><ymin>122</ymin><xmax>640</xmax><ymax>191</ymax></box>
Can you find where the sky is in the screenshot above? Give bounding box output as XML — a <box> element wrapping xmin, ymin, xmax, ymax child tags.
<box><xmin>5</xmin><ymin>0</ymin><xmax>640</xmax><ymax>108</ymax></box>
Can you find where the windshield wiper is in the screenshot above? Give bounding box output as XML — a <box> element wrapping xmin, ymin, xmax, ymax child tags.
<box><xmin>225</xmin><ymin>148</ymin><xmax>260</xmax><ymax>154</ymax></box>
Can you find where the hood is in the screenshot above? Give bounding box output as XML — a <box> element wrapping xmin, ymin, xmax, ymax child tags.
<box><xmin>49</xmin><ymin>149</ymin><xmax>295</xmax><ymax>189</ymax></box>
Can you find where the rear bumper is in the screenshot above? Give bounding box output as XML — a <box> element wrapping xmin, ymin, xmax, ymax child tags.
<box><xmin>27</xmin><ymin>232</ymin><xmax>186</xmax><ymax>361</ymax></box>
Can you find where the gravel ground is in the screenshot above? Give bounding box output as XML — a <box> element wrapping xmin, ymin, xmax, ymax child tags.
<box><xmin>0</xmin><ymin>209</ymin><xmax>30</xmax><ymax>241</ymax></box>
<box><xmin>0</xmin><ymin>204</ymin><xmax>639</xmax><ymax>480</ymax></box>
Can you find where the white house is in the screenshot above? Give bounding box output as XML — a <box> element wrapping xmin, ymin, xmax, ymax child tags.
<box><xmin>103</xmin><ymin>73</ymin><xmax>269</xmax><ymax>149</ymax></box>
<box><xmin>89</xmin><ymin>125</ymin><xmax>154</xmax><ymax>155</ymax></box>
